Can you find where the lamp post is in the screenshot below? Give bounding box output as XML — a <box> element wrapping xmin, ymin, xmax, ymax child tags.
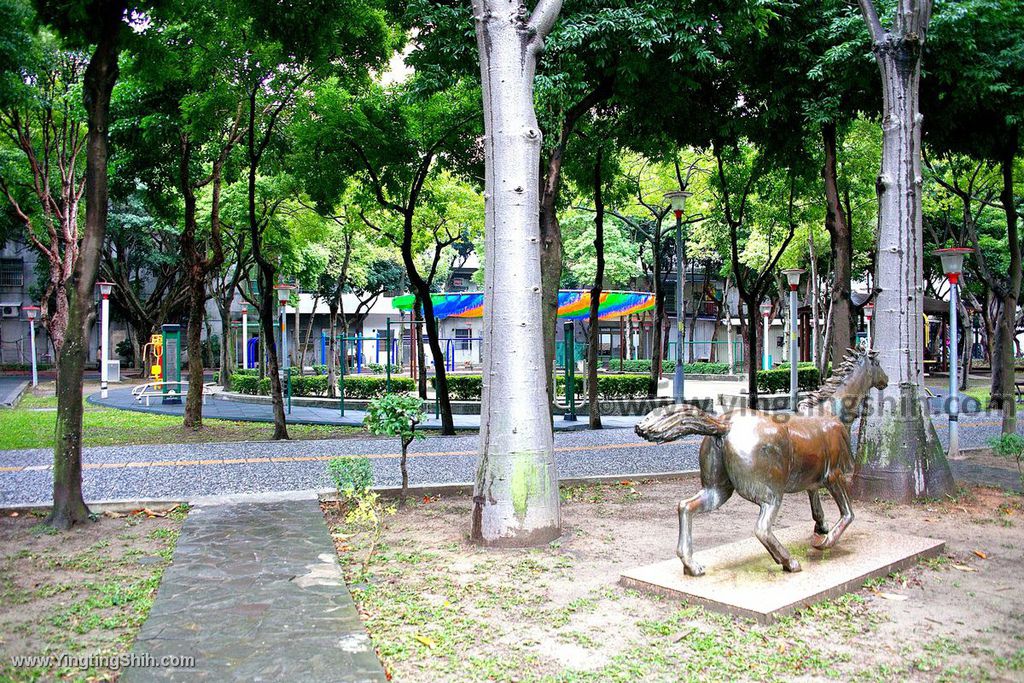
<box><xmin>97</xmin><ymin>282</ymin><xmax>114</xmax><ymax>399</ymax></box>
<box><xmin>934</xmin><ymin>247</ymin><xmax>972</xmax><ymax>459</ymax></box>
<box><xmin>665</xmin><ymin>190</ymin><xmax>692</xmax><ymax>404</ymax></box>
<box><xmin>781</xmin><ymin>269</ymin><xmax>804</xmax><ymax>411</ymax></box>
<box><xmin>274</xmin><ymin>283</ymin><xmax>296</xmax><ymax>370</ymax></box>
<box><xmin>23</xmin><ymin>305</ymin><xmax>39</xmax><ymax>387</ymax></box>
<box><xmin>863</xmin><ymin>303</ymin><xmax>874</xmax><ymax>349</ymax></box>
<box><xmin>760</xmin><ymin>301</ymin><xmax>773</xmax><ymax>370</ymax></box>
<box><xmin>241</xmin><ymin>304</ymin><xmax>249</xmax><ymax>370</ymax></box>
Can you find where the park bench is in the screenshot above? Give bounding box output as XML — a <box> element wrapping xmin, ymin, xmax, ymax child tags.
<box><xmin>131</xmin><ymin>381</ymin><xmax>215</xmax><ymax>406</ymax></box>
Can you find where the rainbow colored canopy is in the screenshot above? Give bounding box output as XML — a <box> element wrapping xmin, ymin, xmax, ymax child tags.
<box><xmin>391</xmin><ymin>290</ymin><xmax>655</xmax><ymax>321</ymax></box>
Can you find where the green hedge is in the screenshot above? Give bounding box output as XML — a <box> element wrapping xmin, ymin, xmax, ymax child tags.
<box><xmin>756</xmin><ymin>364</ymin><xmax>820</xmax><ymax>393</ymax></box>
<box><xmin>605</xmin><ymin>359</ymin><xmax>729</xmax><ymax>375</ymax></box>
<box><xmin>558</xmin><ymin>374</ymin><xmax>651</xmax><ymax>399</ymax></box>
<box><xmin>429</xmin><ymin>375</ymin><xmax>483</xmax><ymax>401</ymax></box>
<box><xmin>230</xmin><ymin>373</ymin><xmax>415</xmax><ymax>398</ymax></box>
<box><xmin>342</xmin><ymin>376</ymin><xmax>416</xmax><ymax>399</ymax></box>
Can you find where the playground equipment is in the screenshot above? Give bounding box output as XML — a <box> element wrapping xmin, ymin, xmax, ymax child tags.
<box><xmin>161</xmin><ymin>324</ymin><xmax>182</xmax><ymax>404</ymax></box>
<box><xmin>142</xmin><ymin>334</ymin><xmax>163</xmax><ymax>382</ymax></box>
<box><xmin>247</xmin><ymin>336</ymin><xmax>259</xmax><ymax>369</ymax></box>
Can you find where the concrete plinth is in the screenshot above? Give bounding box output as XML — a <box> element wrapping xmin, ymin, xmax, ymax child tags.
<box><xmin>620</xmin><ymin>527</ymin><xmax>944</xmax><ymax>623</ymax></box>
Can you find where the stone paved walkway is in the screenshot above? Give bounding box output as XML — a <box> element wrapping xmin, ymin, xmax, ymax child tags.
<box><xmin>0</xmin><ymin>376</ymin><xmax>27</xmax><ymax>407</ymax></box>
<box><xmin>122</xmin><ymin>496</ymin><xmax>385</xmax><ymax>682</ymax></box>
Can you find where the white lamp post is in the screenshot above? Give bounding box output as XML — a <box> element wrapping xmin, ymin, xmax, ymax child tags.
<box><xmin>781</xmin><ymin>269</ymin><xmax>804</xmax><ymax>411</ymax></box>
<box><xmin>23</xmin><ymin>305</ymin><xmax>39</xmax><ymax>387</ymax></box>
<box><xmin>934</xmin><ymin>247</ymin><xmax>972</xmax><ymax>459</ymax></box>
<box><xmin>760</xmin><ymin>301</ymin><xmax>773</xmax><ymax>370</ymax></box>
<box><xmin>97</xmin><ymin>282</ymin><xmax>114</xmax><ymax>399</ymax></box>
<box><xmin>665</xmin><ymin>190</ymin><xmax>692</xmax><ymax>404</ymax></box>
<box><xmin>863</xmin><ymin>302</ymin><xmax>874</xmax><ymax>349</ymax></box>
<box><xmin>241</xmin><ymin>305</ymin><xmax>249</xmax><ymax>370</ymax></box>
<box><xmin>274</xmin><ymin>283</ymin><xmax>296</xmax><ymax>370</ymax></box>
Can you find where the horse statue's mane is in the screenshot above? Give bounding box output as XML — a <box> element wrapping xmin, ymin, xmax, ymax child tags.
<box><xmin>797</xmin><ymin>347</ymin><xmax>873</xmax><ymax>411</ymax></box>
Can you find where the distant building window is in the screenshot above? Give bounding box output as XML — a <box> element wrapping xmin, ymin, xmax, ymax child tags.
<box><xmin>0</xmin><ymin>259</ymin><xmax>22</xmax><ymax>288</ymax></box>
<box><xmin>455</xmin><ymin>328</ymin><xmax>472</xmax><ymax>351</ymax></box>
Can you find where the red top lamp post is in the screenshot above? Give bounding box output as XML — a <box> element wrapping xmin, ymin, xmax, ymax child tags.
<box><xmin>933</xmin><ymin>247</ymin><xmax>972</xmax><ymax>458</ymax></box>
<box><xmin>760</xmin><ymin>301</ymin><xmax>773</xmax><ymax>370</ymax></box>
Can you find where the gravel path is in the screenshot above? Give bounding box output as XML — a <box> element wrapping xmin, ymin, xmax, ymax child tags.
<box><xmin>0</xmin><ymin>412</ymin><xmax>1017</xmax><ymax>507</ymax></box>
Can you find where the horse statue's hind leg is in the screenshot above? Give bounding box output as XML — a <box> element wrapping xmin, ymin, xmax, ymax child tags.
<box><xmin>677</xmin><ymin>437</ymin><xmax>733</xmax><ymax>576</ymax></box>
<box><xmin>808</xmin><ymin>490</ymin><xmax>829</xmax><ymax>547</ymax></box>
<box><xmin>813</xmin><ymin>476</ymin><xmax>855</xmax><ymax>550</ymax></box>
<box><xmin>755</xmin><ymin>498</ymin><xmax>802</xmax><ymax>572</ymax></box>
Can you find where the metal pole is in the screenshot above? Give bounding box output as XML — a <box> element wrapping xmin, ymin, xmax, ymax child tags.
<box><xmin>385</xmin><ymin>317</ymin><xmax>392</xmax><ymax>394</ymax></box>
<box><xmin>339</xmin><ymin>337</ymin><xmax>346</xmax><ymax>416</ymax></box>
<box><xmin>673</xmin><ymin>210</ymin><xmax>685</xmax><ymax>403</ymax></box>
<box><xmin>242</xmin><ymin>306</ymin><xmax>249</xmax><ymax>369</ymax></box>
<box><xmin>762</xmin><ymin>308</ymin><xmax>771</xmax><ymax>370</ymax></box>
<box><xmin>563</xmin><ymin>321</ymin><xmax>576</xmax><ymax>421</ymax></box>
<box><xmin>100</xmin><ymin>292</ymin><xmax>110</xmax><ymax>399</ymax></box>
<box><xmin>948</xmin><ymin>281</ymin><xmax>959</xmax><ymax>457</ymax></box>
<box><xmin>28</xmin><ymin>318</ymin><xmax>37</xmax><ymax>387</ymax></box>
<box><xmin>789</xmin><ymin>285</ymin><xmax>799</xmax><ymax>411</ymax></box>
<box><xmin>280</xmin><ymin>301</ymin><xmax>288</xmax><ymax>371</ymax></box>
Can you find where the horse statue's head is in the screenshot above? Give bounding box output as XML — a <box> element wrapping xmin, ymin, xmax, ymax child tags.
<box><xmin>863</xmin><ymin>349</ymin><xmax>888</xmax><ymax>391</ymax></box>
<box><xmin>798</xmin><ymin>347</ymin><xmax>887</xmax><ymax>422</ymax></box>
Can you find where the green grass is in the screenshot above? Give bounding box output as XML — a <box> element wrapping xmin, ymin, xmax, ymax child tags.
<box><xmin>0</xmin><ymin>392</ymin><xmax>363</xmax><ymax>450</ymax></box>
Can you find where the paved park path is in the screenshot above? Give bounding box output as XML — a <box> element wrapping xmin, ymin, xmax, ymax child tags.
<box><xmin>122</xmin><ymin>495</ymin><xmax>385</xmax><ymax>682</ymax></box>
<box><xmin>1</xmin><ymin>412</ymin><xmax>1020</xmax><ymax>507</ymax></box>
<box><xmin>90</xmin><ymin>386</ymin><xmax>645</xmax><ymax>431</ymax></box>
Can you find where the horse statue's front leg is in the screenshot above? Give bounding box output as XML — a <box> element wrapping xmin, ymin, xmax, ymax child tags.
<box><xmin>677</xmin><ymin>484</ymin><xmax>733</xmax><ymax>576</ymax></box>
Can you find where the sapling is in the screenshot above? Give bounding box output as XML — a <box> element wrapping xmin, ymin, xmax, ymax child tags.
<box><xmin>364</xmin><ymin>393</ymin><xmax>425</xmax><ymax>504</ymax></box>
<box><xmin>987</xmin><ymin>434</ymin><xmax>1024</xmax><ymax>488</ymax></box>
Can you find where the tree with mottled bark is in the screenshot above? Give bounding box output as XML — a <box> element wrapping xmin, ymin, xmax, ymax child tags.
<box><xmin>470</xmin><ymin>0</ymin><xmax>564</xmax><ymax>546</ymax></box>
<box><xmin>852</xmin><ymin>0</ymin><xmax>955</xmax><ymax>500</ymax></box>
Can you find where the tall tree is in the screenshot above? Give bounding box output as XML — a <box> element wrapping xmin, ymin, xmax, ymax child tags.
<box><xmin>852</xmin><ymin>0</ymin><xmax>955</xmax><ymax>500</ymax></box>
<box><xmin>39</xmin><ymin>0</ymin><xmax>127</xmax><ymax>528</ymax></box>
<box><xmin>470</xmin><ymin>0</ymin><xmax>563</xmax><ymax>546</ymax></box>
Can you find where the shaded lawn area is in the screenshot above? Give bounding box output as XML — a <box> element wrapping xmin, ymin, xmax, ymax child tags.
<box><xmin>0</xmin><ymin>391</ymin><xmax>363</xmax><ymax>450</ymax></box>
<box><xmin>0</xmin><ymin>505</ymin><xmax>187</xmax><ymax>682</ymax></box>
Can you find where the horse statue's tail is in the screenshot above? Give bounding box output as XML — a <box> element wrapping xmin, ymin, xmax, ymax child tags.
<box><xmin>635</xmin><ymin>404</ymin><xmax>728</xmax><ymax>443</ymax></box>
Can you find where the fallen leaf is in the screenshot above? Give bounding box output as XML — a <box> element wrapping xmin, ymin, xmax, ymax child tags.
<box><xmin>876</xmin><ymin>592</ymin><xmax>908</xmax><ymax>601</ymax></box>
<box><xmin>620</xmin><ymin>480</ymin><xmax>633</xmax><ymax>486</ymax></box>
<box><xmin>951</xmin><ymin>564</ymin><xmax>977</xmax><ymax>573</ymax></box>
<box><xmin>10</xmin><ymin>512</ymin><xmax>18</xmax><ymax>517</ymax></box>
<box><xmin>973</xmin><ymin>550</ymin><xmax>988</xmax><ymax>560</ymax></box>
<box><xmin>414</xmin><ymin>634</ymin><xmax>436</xmax><ymax>649</ymax></box>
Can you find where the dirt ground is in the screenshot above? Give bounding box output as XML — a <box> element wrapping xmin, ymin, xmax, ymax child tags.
<box><xmin>0</xmin><ymin>507</ymin><xmax>186</xmax><ymax>682</ymax></box>
<box><xmin>327</xmin><ymin>478</ymin><xmax>1024</xmax><ymax>682</ymax></box>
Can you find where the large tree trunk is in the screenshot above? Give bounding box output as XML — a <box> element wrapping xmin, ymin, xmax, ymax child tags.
<box><xmin>540</xmin><ymin>181</ymin><xmax>562</xmax><ymax>417</ymax></box>
<box><xmin>49</xmin><ymin>6</ymin><xmax>122</xmax><ymax>529</ymax></box>
<box><xmin>218</xmin><ymin>300</ymin><xmax>232</xmax><ymax>387</ymax></box>
<box><xmin>853</xmin><ymin>0</ymin><xmax>953</xmax><ymax>501</ymax></box>
<box><xmin>822</xmin><ymin>122</ymin><xmax>853</xmax><ymax>366</ymax></box>
<box><xmin>471</xmin><ymin>0</ymin><xmax>562</xmax><ymax>547</ymax></box>
<box><xmin>743</xmin><ymin>296</ymin><xmax>759</xmax><ymax>408</ymax></box>
<box><xmin>327</xmin><ymin>299</ymin><xmax>339</xmax><ymax>398</ymax></box>
<box><xmin>257</xmin><ymin>265</ymin><xmax>288</xmax><ymax>439</ymax></box>
<box><xmin>990</xmin><ymin>140</ymin><xmax>1020</xmax><ymax>434</ymax></box>
<box><xmin>181</xmin><ymin>171</ymin><xmax>206</xmax><ymax>429</ymax></box>
<box><xmin>587</xmin><ymin>154</ymin><xmax>605</xmax><ymax>430</ymax></box>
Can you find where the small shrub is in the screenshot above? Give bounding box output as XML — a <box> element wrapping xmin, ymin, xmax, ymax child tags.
<box><xmin>605</xmin><ymin>359</ymin><xmax>730</xmax><ymax>375</ymax></box>
<box><xmin>311</xmin><ymin>364</ymin><xmax>327</xmax><ymax>375</ymax></box>
<box><xmin>327</xmin><ymin>456</ymin><xmax>374</xmax><ymax>497</ymax></box>
<box><xmin>230</xmin><ymin>374</ymin><xmax>261</xmax><ymax>395</ymax></box>
<box><xmin>988</xmin><ymin>434</ymin><xmax>1024</xmax><ymax>486</ymax></box>
<box><xmin>557</xmin><ymin>374</ymin><xmax>650</xmax><ymax>398</ymax></box>
<box><xmin>327</xmin><ymin>455</ymin><xmax>392</xmax><ymax>572</ymax></box>
<box><xmin>364</xmin><ymin>394</ymin><xmax>426</xmax><ymax>503</ymax></box>
<box><xmin>366</xmin><ymin>362</ymin><xmax>400</xmax><ymax>374</ymax></box>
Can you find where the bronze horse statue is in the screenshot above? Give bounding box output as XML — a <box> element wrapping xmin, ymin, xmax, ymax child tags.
<box><xmin>636</xmin><ymin>348</ymin><xmax>887</xmax><ymax>576</ymax></box>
